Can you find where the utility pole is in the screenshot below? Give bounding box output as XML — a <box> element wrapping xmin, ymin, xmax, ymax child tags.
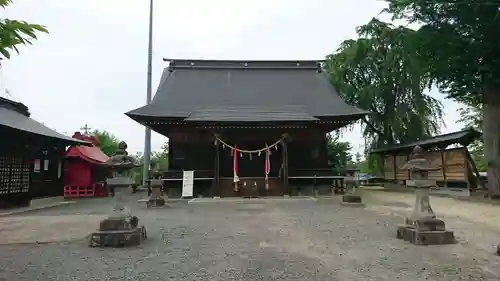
<box><xmin>142</xmin><ymin>0</ymin><xmax>154</xmax><ymax>186</ymax></box>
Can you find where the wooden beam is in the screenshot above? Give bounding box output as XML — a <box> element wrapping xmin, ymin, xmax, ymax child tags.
<box><xmin>464</xmin><ymin>147</ymin><xmax>483</xmax><ymax>189</ymax></box>
<box><xmin>440</xmin><ymin>149</ymin><xmax>447</xmax><ymax>186</ymax></box>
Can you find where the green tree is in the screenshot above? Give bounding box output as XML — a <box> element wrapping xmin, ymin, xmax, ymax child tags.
<box><xmin>458</xmin><ymin>105</ymin><xmax>486</xmax><ymax>172</ymax></box>
<box><xmin>384</xmin><ymin>0</ymin><xmax>500</xmax><ymax>195</ymax></box>
<box><xmin>354</xmin><ymin>152</ymin><xmax>362</xmax><ymax>163</ymax></box>
<box><xmin>130</xmin><ymin>149</ymin><xmax>169</xmax><ymax>184</ymax></box>
<box><xmin>324</xmin><ymin>19</ymin><xmax>444</xmax><ymax>176</ymax></box>
<box><xmin>0</xmin><ymin>0</ymin><xmax>48</xmax><ymax>59</ymax></box>
<box><xmin>92</xmin><ymin>130</ymin><xmax>120</xmax><ymax>156</ymax></box>
<box><xmin>326</xmin><ymin>133</ymin><xmax>353</xmax><ymax>173</ymax></box>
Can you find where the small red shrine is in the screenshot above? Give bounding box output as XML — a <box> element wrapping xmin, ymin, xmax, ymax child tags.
<box><xmin>63</xmin><ymin>132</ymin><xmax>110</xmax><ymax>197</ymax></box>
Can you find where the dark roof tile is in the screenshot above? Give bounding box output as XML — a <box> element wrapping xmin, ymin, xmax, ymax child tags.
<box><xmin>126</xmin><ymin>59</ymin><xmax>367</xmax><ymax>122</ymax></box>
<box><xmin>370</xmin><ymin>129</ymin><xmax>482</xmax><ymax>154</ymax></box>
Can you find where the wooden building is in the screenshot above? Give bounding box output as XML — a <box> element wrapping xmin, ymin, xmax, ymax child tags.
<box><xmin>0</xmin><ymin>97</ymin><xmax>89</xmax><ymax>207</ymax></box>
<box><xmin>370</xmin><ymin>129</ymin><xmax>482</xmax><ymax>191</ymax></box>
<box><xmin>126</xmin><ymin>60</ymin><xmax>367</xmax><ymax>197</ymax></box>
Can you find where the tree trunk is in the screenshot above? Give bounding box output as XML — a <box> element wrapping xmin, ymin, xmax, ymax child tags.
<box><xmin>483</xmin><ymin>85</ymin><xmax>500</xmax><ymax>197</ymax></box>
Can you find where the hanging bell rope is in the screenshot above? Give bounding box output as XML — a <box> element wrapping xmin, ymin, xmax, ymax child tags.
<box><xmin>215</xmin><ymin>135</ymin><xmax>285</xmax><ymax>154</ymax></box>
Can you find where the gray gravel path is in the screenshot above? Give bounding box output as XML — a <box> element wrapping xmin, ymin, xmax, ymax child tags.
<box><xmin>0</xmin><ymin>192</ymin><xmax>499</xmax><ymax>280</ymax></box>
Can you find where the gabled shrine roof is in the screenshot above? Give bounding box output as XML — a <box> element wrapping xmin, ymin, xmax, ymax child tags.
<box><xmin>64</xmin><ymin>132</ymin><xmax>110</xmax><ymax>164</ymax></box>
<box><xmin>0</xmin><ymin>97</ymin><xmax>91</xmax><ymax>146</ymax></box>
<box><xmin>125</xmin><ymin>59</ymin><xmax>367</xmax><ymax>123</ymax></box>
<box><xmin>370</xmin><ymin>129</ymin><xmax>482</xmax><ymax>154</ymax></box>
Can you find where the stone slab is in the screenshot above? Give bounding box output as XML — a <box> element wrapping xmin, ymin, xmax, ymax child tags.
<box><xmin>188</xmin><ymin>196</ymin><xmax>317</xmax><ymax>204</ymax></box>
<box><xmin>146</xmin><ymin>197</ymin><xmax>166</xmax><ymax>208</ymax></box>
<box><xmin>0</xmin><ymin>214</ymin><xmax>106</xmax><ymax>244</ymax></box>
<box><xmin>396</xmin><ymin>225</ymin><xmax>455</xmax><ymax>245</ymax></box>
<box><xmin>340</xmin><ymin>201</ymin><xmax>365</xmax><ymax>207</ymax></box>
<box><xmin>0</xmin><ymin>201</ymin><xmax>75</xmax><ymax>217</ymax></box>
<box><xmin>342</xmin><ymin>194</ymin><xmax>362</xmax><ymax>203</ymax></box>
<box><xmin>89</xmin><ymin>225</ymin><xmax>147</xmax><ymax>247</ymax></box>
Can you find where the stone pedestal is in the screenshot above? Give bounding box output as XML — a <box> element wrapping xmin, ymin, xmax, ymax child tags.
<box><xmin>88</xmin><ymin>193</ymin><xmax>147</xmax><ymax>247</ymax></box>
<box><xmin>395</xmin><ymin>146</ymin><xmax>455</xmax><ymax>245</ymax></box>
<box><xmin>341</xmin><ymin>175</ymin><xmax>363</xmax><ymax>206</ymax></box>
<box><xmin>342</xmin><ymin>194</ymin><xmax>362</xmax><ymax>203</ymax></box>
<box><xmin>396</xmin><ymin>224</ymin><xmax>454</xmax><ymax>245</ymax></box>
<box><xmin>89</xmin><ymin>215</ymin><xmax>147</xmax><ymax>247</ymax></box>
<box><xmin>396</xmin><ymin>188</ymin><xmax>455</xmax><ymax>245</ymax></box>
<box><xmin>146</xmin><ymin>179</ymin><xmax>165</xmax><ymax>208</ymax></box>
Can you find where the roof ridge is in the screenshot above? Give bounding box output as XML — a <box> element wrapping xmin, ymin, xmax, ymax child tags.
<box><xmin>165</xmin><ymin>59</ymin><xmax>323</xmax><ymax>71</ymax></box>
<box><xmin>0</xmin><ymin>96</ymin><xmax>30</xmax><ymax>117</ymax></box>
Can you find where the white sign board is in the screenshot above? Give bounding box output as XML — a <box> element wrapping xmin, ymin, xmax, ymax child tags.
<box><xmin>182</xmin><ymin>170</ymin><xmax>194</xmax><ymax>197</ymax></box>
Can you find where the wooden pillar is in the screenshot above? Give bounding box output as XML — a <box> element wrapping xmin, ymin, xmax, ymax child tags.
<box><xmin>438</xmin><ymin>145</ymin><xmax>447</xmax><ymax>187</ymax></box>
<box><xmin>213</xmin><ymin>137</ymin><xmax>220</xmax><ymax>198</ymax></box>
<box><xmin>393</xmin><ymin>154</ymin><xmax>397</xmax><ymax>182</ymax></box>
<box><xmin>460</xmin><ymin>138</ymin><xmax>482</xmax><ymax>190</ymax></box>
<box><xmin>281</xmin><ymin>136</ymin><xmax>289</xmax><ymax>196</ymax></box>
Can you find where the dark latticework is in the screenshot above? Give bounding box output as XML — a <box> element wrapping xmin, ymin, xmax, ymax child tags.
<box><xmin>0</xmin><ymin>155</ymin><xmax>30</xmax><ymax>195</ymax></box>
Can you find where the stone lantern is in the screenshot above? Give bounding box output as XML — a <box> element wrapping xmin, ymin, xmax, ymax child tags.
<box><xmin>396</xmin><ymin>145</ymin><xmax>455</xmax><ymax>245</ymax></box>
<box><xmin>105</xmin><ymin>141</ymin><xmax>140</xmax><ymax>195</ymax></box>
<box><xmin>146</xmin><ymin>169</ymin><xmax>166</xmax><ymax>208</ymax></box>
<box><xmin>341</xmin><ymin>166</ymin><xmax>363</xmax><ymax>205</ymax></box>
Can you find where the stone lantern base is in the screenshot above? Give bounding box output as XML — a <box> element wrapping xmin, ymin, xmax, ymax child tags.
<box><xmin>88</xmin><ymin>215</ymin><xmax>147</xmax><ymax>247</ymax></box>
<box><xmin>146</xmin><ymin>197</ymin><xmax>166</xmax><ymax>208</ymax></box>
<box><xmin>396</xmin><ymin>217</ymin><xmax>455</xmax><ymax>245</ymax></box>
<box><xmin>146</xmin><ymin>179</ymin><xmax>166</xmax><ymax>208</ymax></box>
<box><xmin>341</xmin><ymin>194</ymin><xmax>363</xmax><ymax>206</ymax></box>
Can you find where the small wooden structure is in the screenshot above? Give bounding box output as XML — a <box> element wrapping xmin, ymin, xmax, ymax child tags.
<box><xmin>0</xmin><ymin>97</ymin><xmax>89</xmax><ymax>207</ymax></box>
<box><xmin>370</xmin><ymin>129</ymin><xmax>482</xmax><ymax>191</ymax></box>
<box><xmin>125</xmin><ymin>59</ymin><xmax>367</xmax><ymax>197</ymax></box>
<box><xmin>63</xmin><ymin>132</ymin><xmax>110</xmax><ymax>197</ymax></box>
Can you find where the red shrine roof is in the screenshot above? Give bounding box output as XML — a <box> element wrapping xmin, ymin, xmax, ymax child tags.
<box><xmin>64</xmin><ymin>132</ymin><xmax>110</xmax><ymax>164</ymax></box>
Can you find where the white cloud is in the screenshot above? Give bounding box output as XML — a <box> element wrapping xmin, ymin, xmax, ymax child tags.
<box><xmin>2</xmin><ymin>0</ymin><xmax>462</xmax><ymax>156</ymax></box>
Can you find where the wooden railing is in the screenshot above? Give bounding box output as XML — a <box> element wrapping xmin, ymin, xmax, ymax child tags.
<box><xmin>160</xmin><ymin>170</ymin><xmax>214</xmax><ymax>181</ymax></box>
<box><xmin>289</xmin><ymin>169</ymin><xmax>342</xmax><ymax>178</ymax></box>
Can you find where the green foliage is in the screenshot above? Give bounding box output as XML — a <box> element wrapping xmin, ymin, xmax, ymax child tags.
<box><xmin>0</xmin><ymin>0</ymin><xmax>48</xmax><ymax>59</ymax></box>
<box><xmin>326</xmin><ymin>133</ymin><xmax>353</xmax><ymax>173</ymax></box>
<box><xmin>384</xmin><ymin>0</ymin><xmax>500</xmax><ymax>104</ymax></box>
<box><xmin>383</xmin><ymin>0</ymin><xmax>500</xmax><ymax>193</ymax></box>
<box><xmin>130</xmin><ymin>146</ymin><xmax>169</xmax><ymax>184</ymax></box>
<box><xmin>92</xmin><ymin>130</ymin><xmax>120</xmax><ymax>156</ymax></box>
<box><xmin>458</xmin><ymin>104</ymin><xmax>486</xmax><ymax>172</ymax></box>
<box><xmin>324</xmin><ymin>18</ymin><xmax>444</xmax><ymax>151</ymax></box>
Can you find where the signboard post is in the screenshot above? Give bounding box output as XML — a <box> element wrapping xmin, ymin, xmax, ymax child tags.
<box><xmin>182</xmin><ymin>171</ymin><xmax>194</xmax><ymax>198</ymax></box>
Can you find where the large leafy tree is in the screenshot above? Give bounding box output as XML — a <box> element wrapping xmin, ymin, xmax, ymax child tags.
<box><xmin>324</xmin><ymin>19</ymin><xmax>444</xmax><ymax>170</ymax></box>
<box><xmin>0</xmin><ymin>0</ymin><xmax>48</xmax><ymax>59</ymax></box>
<box><xmin>92</xmin><ymin>130</ymin><xmax>120</xmax><ymax>156</ymax></box>
<box><xmin>384</xmin><ymin>0</ymin><xmax>500</xmax><ymax>196</ymax></box>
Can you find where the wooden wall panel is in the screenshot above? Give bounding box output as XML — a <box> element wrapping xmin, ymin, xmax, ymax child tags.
<box><xmin>444</xmin><ymin>148</ymin><xmax>466</xmax><ymax>180</ymax></box>
<box><xmin>382</xmin><ymin>148</ymin><xmax>467</xmax><ymax>182</ymax></box>
<box><xmin>395</xmin><ymin>155</ymin><xmax>409</xmax><ymax>180</ymax></box>
<box><xmin>384</xmin><ymin>155</ymin><xmax>395</xmax><ymax>180</ymax></box>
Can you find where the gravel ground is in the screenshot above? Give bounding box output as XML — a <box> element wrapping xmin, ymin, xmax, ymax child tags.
<box><xmin>0</xmin><ymin>191</ymin><xmax>499</xmax><ymax>280</ymax></box>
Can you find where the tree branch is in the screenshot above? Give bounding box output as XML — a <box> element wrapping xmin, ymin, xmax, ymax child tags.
<box><xmin>362</xmin><ymin>117</ymin><xmax>385</xmax><ymax>137</ymax></box>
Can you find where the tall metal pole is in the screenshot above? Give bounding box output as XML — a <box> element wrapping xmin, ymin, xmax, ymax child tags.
<box><xmin>142</xmin><ymin>0</ymin><xmax>153</xmax><ymax>186</ymax></box>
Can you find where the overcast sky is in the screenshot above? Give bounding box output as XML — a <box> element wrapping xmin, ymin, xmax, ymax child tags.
<box><xmin>1</xmin><ymin>0</ymin><xmax>462</xmax><ymax>156</ymax></box>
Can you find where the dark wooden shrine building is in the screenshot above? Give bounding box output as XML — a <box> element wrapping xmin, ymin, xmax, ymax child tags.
<box><xmin>126</xmin><ymin>59</ymin><xmax>367</xmax><ymax>197</ymax></box>
<box><xmin>0</xmin><ymin>97</ymin><xmax>89</xmax><ymax>207</ymax></box>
